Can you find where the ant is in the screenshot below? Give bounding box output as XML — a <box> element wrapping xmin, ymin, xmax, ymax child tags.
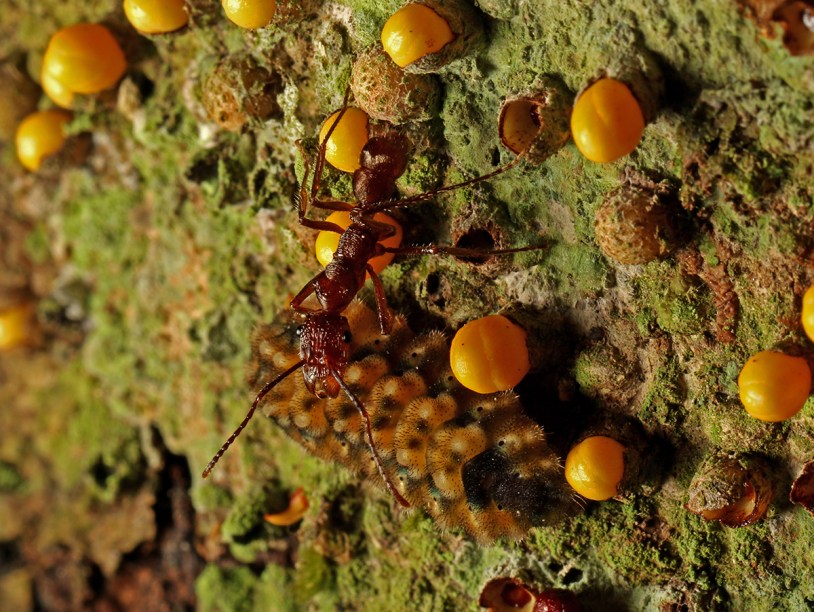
<box><xmin>203</xmin><ymin>92</ymin><xmax>539</xmax><ymax>508</ymax></box>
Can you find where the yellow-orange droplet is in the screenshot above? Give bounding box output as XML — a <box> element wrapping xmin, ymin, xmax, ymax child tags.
<box><xmin>802</xmin><ymin>284</ymin><xmax>814</xmax><ymax>344</ymax></box>
<box><xmin>314</xmin><ymin>210</ymin><xmax>402</xmax><ymax>274</ymax></box>
<box><xmin>15</xmin><ymin>110</ymin><xmax>72</xmax><ymax>172</ymax></box>
<box><xmin>222</xmin><ymin>0</ymin><xmax>277</xmax><ymax>29</ymax></box>
<box><xmin>124</xmin><ymin>0</ymin><xmax>189</xmax><ymax>34</ymax></box>
<box><xmin>570</xmin><ymin>77</ymin><xmax>644</xmax><ymax>163</ymax></box>
<box><xmin>318</xmin><ymin>107</ymin><xmax>370</xmax><ymax>173</ymax></box>
<box><xmin>42</xmin><ymin>24</ymin><xmax>127</xmax><ymax>95</ymax></box>
<box><xmin>381</xmin><ymin>4</ymin><xmax>455</xmax><ymax>68</ymax></box>
<box><xmin>0</xmin><ymin>303</ymin><xmax>36</xmax><ymax>350</ymax></box>
<box><xmin>738</xmin><ymin>350</ymin><xmax>811</xmax><ymax>422</ymax></box>
<box><xmin>450</xmin><ymin>315</ymin><xmax>530</xmax><ymax>394</ymax></box>
<box><xmin>565</xmin><ymin>436</ymin><xmax>626</xmax><ymax>501</ymax></box>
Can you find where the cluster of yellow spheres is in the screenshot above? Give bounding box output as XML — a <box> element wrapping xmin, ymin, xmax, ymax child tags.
<box><xmin>15</xmin><ymin>110</ymin><xmax>72</xmax><ymax>172</ymax></box>
<box><xmin>570</xmin><ymin>77</ymin><xmax>645</xmax><ymax>163</ymax></box>
<box><xmin>564</xmin><ymin>436</ymin><xmax>626</xmax><ymax>501</ymax></box>
<box><xmin>318</xmin><ymin>108</ymin><xmax>370</xmax><ymax>173</ymax></box>
<box><xmin>449</xmin><ymin>315</ymin><xmax>531</xmax><ymax>394</ymax></box>
<box><xmin>381</xmin><ymin>4</ymin><xmax>455</xmax><ymax>68</ymax></box>
<box><xmin>41</xmin><ymin>24</ymin><xmax>127</xmax><ymax>109</ymax></box>
<box><xmin>738</xmin><ymin>351</ymin><xmax>811</xmax><ymax>422</ymax></box>
<box><xmin>124</xmin><ymin>0</ymin><xmax>189</xmax><ymax>34</ymax></box>
<box><xmin>314</xmin><ymin>211</ymin><xmax>403</xmax><ymax>274</ymax></box>
<box><xmin>222</xmin><ymin>0</ymin><xmax>276</xmax><ymax>29</ymax></box>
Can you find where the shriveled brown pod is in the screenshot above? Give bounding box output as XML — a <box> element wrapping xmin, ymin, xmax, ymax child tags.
<box><xmin>594</xmin><ymin>177</ymin><xmax>681</xmax><ymax>265</ymax></box>
<box><xmin>479</xmin><ymin>577</ymin><xmax>582</xmax><ymax>612</ymax></box>
<box><xmin>685</xmin><ymin>452</ymin><xmax>773</xmax><ymax>527</ymax></box>
<box><xmin>201</xmin><ymin>55</ymin><xmax>282</xmax><ymax>132</ymax></box>
<box><xmin>498</xmin><ymin>77</ymin><xmax>572</xmax><ymax>164</ymax></box>
<box><xmin>790</xmin><ymin>460</ymin><xmax>814</xmax><ymax>515</ymax></box>
<box><xmin>381</xmin><ymin>0</ymin><xmax>483</xmax><ymax>74</ymax></box>
<box><xmin>351</xmin><ymin>45</ymin><xmax>442</xmax><ymax>124</ymax></box>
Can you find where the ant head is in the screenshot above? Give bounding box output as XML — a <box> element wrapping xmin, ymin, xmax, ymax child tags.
<box><xmin>298</xmin><ymin>311</ymin><xmax>353</xmax><ymax>399</ymax></box>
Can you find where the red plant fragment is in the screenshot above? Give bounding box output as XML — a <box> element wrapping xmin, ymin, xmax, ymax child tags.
<box><xmin>479</xmin><ymin>577</ymin><xmax>581</xmax><ymax>612</ymax></box>
<box><xmin>790</xmin><ymin>461</ymin><xmax>814</xmax><ymax>515</ymax></box>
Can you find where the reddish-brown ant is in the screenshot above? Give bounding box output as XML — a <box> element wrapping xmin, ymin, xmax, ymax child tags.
<box><xmin>203</xmin><ymin>94</ymin><xmax>538</xmax><ymax>508</ymax></box>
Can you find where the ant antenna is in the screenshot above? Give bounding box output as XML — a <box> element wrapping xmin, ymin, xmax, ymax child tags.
<box><xmin>366</xmin><ymin>150</ymin><xmax>527</xmax><ymax>215</ymax></box>
<box><xmin>203</xmin><ymin>359</ymin><xmax>304</xmax><ymax>478</ymax></box>
<box><xmin>332</xmin><ymin>367</ymin><xmax>411</xmax><ymax>508</ymax></box>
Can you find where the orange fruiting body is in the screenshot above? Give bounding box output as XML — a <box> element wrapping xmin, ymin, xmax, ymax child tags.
<box><xmin>738</xmin><ymin>350</ymin><xmax>811</xmax><ymax>422</ymax></box>
<box><xmin>222</xmin><ymin>0</ymin><xmax>276</xmax><ymax>29</ymax></box>
<box><xmin>318</xmin><ymin>108</ymin><xmax>370</xmax><ymax>173</ymax></box>
<box><xmin>264</xmin><ymin>487</ymin><xmax>308</xmax><ymax>526</ymax></box>
<box><xmin>565</xmin><ymin>436</ymin><xmax>626</xmax><ymax>501</ymax></box>
<box><xmin>42</xmin><ymin>24</ymin><xmax>127</xmax><ymax>96</ymax></box>
<box><xmin>449</xmin><ymin>315</ymin><xmax>530</xmax><ymax>394</ymax></box>
<box><xmin>570</xmin><ymin>77</ymin><xmax>645</xmax><ymax>163</ymax></box>
<box><xmin>0</xmin><ymin>303</ymin><xmax>35</xmax><ymax>350</ymax></box>
<box><xmin>315</xmin><ymin>210</ymin><xmax>403</xmax><ymax>274</ymax></box>
<box><xmin>381</xmin><ymin>3</ymin><xmax>455</xmax><ymax>68</ymax></box>
<box><xmin>124</xmin><ymin>0</ymin><xmax>189</xmax><ymax>34</ymax></box>
<box><xmin>41</xmin><ymin>72</ymin><xmax>75</xmax><ymax>109</ymax></box>
<box><xmin>15</xmin><ymin>110</ymin><xmax>72</xmax><ymax>171</ymax></box>
<box><xmin>803</xmin><ymin>285</ymin><xmax>814</xmax><ymax>343</ymax></box>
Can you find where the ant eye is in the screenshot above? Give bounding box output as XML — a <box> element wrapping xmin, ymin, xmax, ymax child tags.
<box><xmin>342</xmin><ymin>331</ymin><xmax>353</xmax><ymax>343</ymax></box>
<box><xmin>295</xmin><ymin>326</ymin><xmax>303</xmax><ymax>337</ymax></box>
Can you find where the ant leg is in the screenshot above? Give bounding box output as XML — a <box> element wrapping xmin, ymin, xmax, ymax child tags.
<box><xmin>384</xmin><ymin>243</ymin><xmax>545</xmax><ymax>259</ymax></box>
<box><xmin>203</xmin><ymin>360</ymin><xmax>304</xmax><ymax>478</ymax></box>
<box><xmin>365</xmin><ymin>153</ymin><xmax>526</xmax><ymax>216</ymax></box>
<box><xmin>365</xmin><ymin>264</ymin><xmax>394</xmax><ymax>334</ymax></box>
<box><xmin>295</xmin><ymin>140</ymin><xmax>354</xmax><ymax>228</ymax></box>
<box><xmin>290</xmin><ymin>279</ymin><xmax>319</xmax><ymax>313</ymax></box>
<box><xmin>311</xmin><ymin>86</ymin><xmax>353</xmax><ymax>204</ymax></box>
<box><xmin>331</xmin><ymin>367</ymin><xmax>410</xmax><ymax>508</ymax></box>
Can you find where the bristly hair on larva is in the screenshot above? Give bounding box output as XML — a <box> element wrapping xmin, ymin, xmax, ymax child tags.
<box><xmin>247</xmin><ymin>300</ymin><xmax>577</xmax><ymax>543</ymax></box>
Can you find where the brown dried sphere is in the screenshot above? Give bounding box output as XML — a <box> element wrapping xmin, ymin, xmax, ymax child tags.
<box><xmin>594</xmin><ymin>182</ymin><xmax>680</xmax><ymax>265</ymax></box>
<box><xmin>201</xmin><ymin>56</ymin><xmax>282</xmax><ymax>132</ymax></box>
<box><xmin>351</xmin><ymin>45</ymin><xmax>441</xmax><ymax>124</ymax></box>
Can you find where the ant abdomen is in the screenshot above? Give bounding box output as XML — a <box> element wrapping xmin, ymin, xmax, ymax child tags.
<box><xmin>248</xmin><ymin>300</ymin><xmax>576</xmax><ymax>543</ymax></box>
<box><xmin>352</xmin><ymin>133</ymin><xmax>411</xmax><ymax>206</ymax></box>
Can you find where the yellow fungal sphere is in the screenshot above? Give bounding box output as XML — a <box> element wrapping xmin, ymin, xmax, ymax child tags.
<box><xmin>318</xmin><ymin>108</ymin><xmax>370</xmax><ymax>173</ymax></box>
<box><xmin>41</xmin><ymin>72</ymin><xmax>75</xmax><ymax>109</ymax></box>
<box><xmin>222</xmin><ymin>0</ymin><xmax>276</xmax><ymax>29</ymax></box>
<box><xmin>738</xmin><ymin>350</ymin><xmax>811</xmax><ymax>422</ymax></box>
<box><xmin>449</xmin><ymin>315</ymin><xmax>530</xmax><ymax>394</ymax></box>
<box><xmin>565</xmin><ymin>436</ymin><xmax>626</xmax><ymax>501</ymax></box>
<box><xmin>315</xmin><ymin>210</ymin><xmax>403</xmax><ymax>274</ymax></box>
<box><xmin>802</xmin><ymin>284</ymin><xmax>814</xmax><ymax>343</ymax></box>
<box><xmin>381</xmin><ymin>3</ymin><xmax>455</xmax><ymax>68</ymax></box>
<box><xmin>124</xmin><ymin>0</ymin><xmax>189</xmax><ymax>34</ymax></box>
<box><xmin>0</xmin><ymin>303</ymin><xmax>35</xmax><ymax>351</ymax></box>
<box><xmin>570</xmin><ymin>77</ymin><xmax>645</xmax><ymax>163</ymax></box>
<box><xmin>15</xmin><ymin>110</ymin><xmax>72</xmax><ymax>171</ymax></box>
<box><xmin>43</xmin><ymin>24</ymin><xmax>127</xmax><ymax>95</ymax></box>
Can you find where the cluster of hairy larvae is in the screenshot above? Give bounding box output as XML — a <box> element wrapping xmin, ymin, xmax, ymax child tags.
<box><xmin>248</xmin><ymin>301</ymin><xmax>575</xmax><ymax>542</ymax></box>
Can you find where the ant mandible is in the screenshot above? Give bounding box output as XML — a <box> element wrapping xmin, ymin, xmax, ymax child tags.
<box><xmin>203</xmin><ymin>90</ymin><xmax>537</xmax><ymax>508</ymax></box>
